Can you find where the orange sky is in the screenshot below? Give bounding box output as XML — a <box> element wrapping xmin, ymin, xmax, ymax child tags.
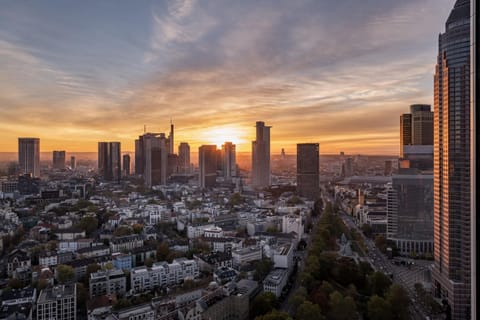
<box><xmin>0</xmin><ymin>0</ymin><xmax>453</xmax><ymax>156</ymax></box>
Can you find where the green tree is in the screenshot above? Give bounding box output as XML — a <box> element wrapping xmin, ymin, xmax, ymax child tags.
<box><xmin>255</xmin><ymin>310</ymin><xmax>291</xmax><ymax>320</ymax></box>
<box><xmin>374</xmin><ymin>235</ymin><xmax>387</xmax><ymax>253</ymax></box>
<box><xmin>288</xmin><ymin>286</ymin><xmax>308</xmax><ymax>314</ymax></box>
<box><xmin>56</xmin><ymin>264</ymin><xmax>75</xmax><ymax>284</ymax></box>
<box><xmin>367</xmin><ymin>295</ymin><xmax>393</xmax><ymax>320</ymax></box>
<box><xmin>386</xmin><ymin>284</ymin><xmax>410</xmax><ymax>320</ymax></box>
<box><xmin>328</xmin><ymin>291</ymin><xmax>358</xmax><ymax>320</ymax></box>
<box><xmin>8</xmin><ymin>278</ymin><xmax>23</xmax><ymax>289</ymax></box>
<box><xmin>132</xmin><ymin>224</ymin><xmax>144</xmax><ymax>234</ymax></box>
<box><xmin>253</xmin><ymin>258</ymin><xmax>274</xmax><ymax>281</ymax></box>
<box><xmin>251</xmin><ymin>292</ymin><xmax>278</xmax><ymax>318</ymax></box>
<box><xmin>76</xmin><ymin>216</ymin><xmax>98</xmax><ymax>236</ymax></box>
<box><xmin>368</xmin><ymin>272</ymin><xmax>392</xmax><ymax>297</ymax></box>
<box><xmin>157</xmin><ymin>242</ymin><xmax>171</xmax><ymax>261</ymax></box>
<box><xmin>296</xmin><ymin>301</ymin><xmax>324</xmax><ymax>320</ymax></box>
<box><xmin>113</xmin><ymin>226</ymin><xmax>133</xmax><ymax>237</ymax></box>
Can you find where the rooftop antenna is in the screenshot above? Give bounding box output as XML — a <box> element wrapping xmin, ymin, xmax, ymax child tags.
<box><xmin>144</xmin><ymin>125</ymin><xmax>146</xmax><ymax>133</ymax></box>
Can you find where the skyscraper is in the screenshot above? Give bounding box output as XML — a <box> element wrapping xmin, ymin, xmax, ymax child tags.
<box><xmin>18</xmin><ymin>138</ymin><xmax>40</xmax><ymax>178</ymax></box>
<box><xmin>142</xmin><ymin>133</ymin><xmax>168</xmax><ymax>187</ymax></box>
<box><xmin>222</xmin><ymin>142</ymin><xmax>236</xmax><ymax>181</ymax></box>
<box><xmin>400</xmin><ymin>113</ymin><xmax>412</xmax><ymax>157</ymax></box>
<box><xmin>400</xmin><ymin>104</ymin><xmax>433</xmax><ymax>157</ymax></box>
<box><xmin>98</xmin><ymin>142</ymin><xmax>121</xmax><ymax>182</ymax></box>
<box><xmin>199</xmin><ymin>145</ymin><xmax>217</xmax><ymax>189</ymax></box>
<box><xmin>432</xmin><ymin>1</ymin><xmax>471</xmax><ymax>318</ymax></box>
<box><xmin>296</xmin><ymin>143</ymin><xmax>319</xmax><ymax>200</ymax></box>
<box><xmin>123</xmin><ymin>154</ymin><xmax>130</xmax><ymax>176</ymax></box>
<box><xmin>411</xmin><ymin>104</ymin><xmax>434</xmax><ymax>145</ymax></box>
<box><xmin>252</xmin><ymin>121</ymin><xmax>271</xmax><ymax>188</ymax></box>
<box><xmin>471</xmin><ymin>0</ymin><xmax>478</xmax><ymax>317</ymax></box>
<box><xmin>178</xmin><ymin>142</ymin><xmax>191</xmax><ymax>174</ymax></box>
<box><xmin>52</xmin><ymin>150</ymin><xmax>66</xmax><ymax>170</ymax></box>
<box><xmin>70</xmin><ymin>156</ymin><xmax>76</xmax><ymax>170</ymax></box>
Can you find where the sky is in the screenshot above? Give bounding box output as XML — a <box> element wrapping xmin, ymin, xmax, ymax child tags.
<box><xmin>0</xmin><ymin>0</ymin><xmax>454</xmax><ymax>155</ymax></box>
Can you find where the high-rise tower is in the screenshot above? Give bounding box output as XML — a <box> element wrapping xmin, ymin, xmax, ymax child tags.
<box><xmin>432</xmin><ymin>1</ymin><xmax>471</xmax><ymax>318</ymax></box>
<box><xmin>199</xmin><ymin>145</ymin><xmax>217</xmax><ymax>189</ymax></box>
<box><xmin>252</xmin><ymin>121</ymin><xmax>271</xmax><ymax>188</ymax></box>
<box><xmin>296</xmin><ymin>143</ymin><xmax>319</xmax><ymax>200</ymax></box>
<box><xmin>52</xmin><ymin>150</ymin><xmax>66</xmax><ymax>170</ymax></box>
<box><xmin>178</xmin><ymin>142</ymin><xmax>191</xmax><ymax>174</ymax></box>
<box><xmin>98</xmin><ymin>142</ymin><xmax>121</xmax><ymax>182</ymax></box>
<box><xmin>222</xmin><ymin>142</ymin><xmax>236</xmax><ymax>181</ymax></box>
<box><xmin>18</xmin><ymin>138</ymin><xmax>40</xmax><ymax>178</ymax></box>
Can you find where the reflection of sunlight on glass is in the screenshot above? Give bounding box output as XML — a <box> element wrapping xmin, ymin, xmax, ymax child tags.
<box><xmin>201</xmin><ymin>126</ymin><xmax>247</xmax><ymax>148</ymax></box>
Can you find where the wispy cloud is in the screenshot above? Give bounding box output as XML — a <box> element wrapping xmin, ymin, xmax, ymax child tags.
<box><xmin>0</xmin><ymin>0</ymin><xmax>453</xmax><ymax>153</ymax></box>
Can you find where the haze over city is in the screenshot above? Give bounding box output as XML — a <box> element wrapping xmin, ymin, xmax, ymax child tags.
<box><xmin>0</xmin><ymin>0</ymin><xmax>453</xmax><ymax>154</ymax></box>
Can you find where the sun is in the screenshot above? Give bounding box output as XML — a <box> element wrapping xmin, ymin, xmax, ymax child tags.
<box><xmin>200</xmin><ymin>126</ymin><xmax>248</xmax><ymax>149</ymax></box>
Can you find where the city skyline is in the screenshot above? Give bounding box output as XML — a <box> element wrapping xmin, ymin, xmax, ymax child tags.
<box><xmin>0</xmin><ymin>0</ymin><xmax>455</xmax><ymax>154</ymax></box>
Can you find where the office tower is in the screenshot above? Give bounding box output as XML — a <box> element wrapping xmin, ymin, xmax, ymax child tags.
<box><xmin>123</xmin><ymin>154</ymin><xmax>130</xmax><ymax>176</ymax></box>
<box><xmin>18</xmin><ymin>138</ymin><xmax>40</xmax><ymax>178</ymax></box>
<box><xmin>168</xmin><ymin>122</ymin><xmax>174</xmax><ymax>155</ymax></box>
<box><xmin>410</xmin><ymin>104</ymin><xmax>434</xmax><ymax>145</ymax></box>
<box><xmin>178</xmin><ymin>142</ymin><xmax>190</xmax><ymax>174</ymax></box>
<box><xmin>98</xmin><ymin>142</ymin><xmax>121</xmax><ymax>182</ymax></box>
<box><xmin>296</xmin><ymin>143</ymin><xmax>319</xmax><ymax>200</ymax></box>
<box><xmin>386</xmin><ymin>173</ymin><xmax>434</xmax><ymax>256</ymax></box>
<box><xmin>222</xmin><ymin>142</ymin><xmax>236</xmax><ymax>181</ymax></box>
<box><xmin>37</xmin><ymin>284</ymin><xmax>76</xmax><ymax>320</ymax></box>
<box><xmin>252</xmin><ymin>121</ymin><xmax>271</xmax><ymax>188</ymax></box>
<box><xmin>400</xmin><ymin>104</ymin><xmax>433</xmax><ymax>157</ymax></box>
<box><xmin>142</xmin><ymin>133</ymin><xmax>168</xmax><ymax>187</ymax></box>
<box><xmin>52</xmin><ymin>150</ymin><xmax>66</xmax><ymax>170</ymax></box>
<box><xmin>167</xmin><ymin>154</ymin><xmax>178</xmax><ymax>178</ymax></box>
<box><xmin>70</xmin><ymin>156</ymin><xmax>76</xmax><ymax>170</ymax></box>
<box><xmin>199</xmin><ymin>145</ymin><xmax>217</xmax><ymax>189</ymax></box>
<box><xmin>343</xmin><ymin>157</ymin><xmax>354</xmax><ymax>177</ymax></box>
<box><xmin>471</xmin><ymin>0</ymin><xmax>478</xmax><ymax>318</ymax></box>
<box><xmin>432</xmin><ymin>1</ymin><xmax>471</xmax><ymax>319</ymax></box>
<box><xmin>135</xmin><ymin>138</ymin><xmax>144</xmax><ymax>175</ymax></box>
<box><xmin>400</xmin><ymin>113</ymin><xmax>412</xmax><ymax>157</ymax></box>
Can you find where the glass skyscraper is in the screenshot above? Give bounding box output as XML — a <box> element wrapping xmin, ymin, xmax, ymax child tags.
<box><xmin>432</xmin><ymin>0</ymin><xmax>471</xmax><ymax>318</ymax></box>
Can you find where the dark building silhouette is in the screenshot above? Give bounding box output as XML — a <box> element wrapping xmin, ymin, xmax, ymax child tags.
<box><xmin>252</xmin><ymin>121</ymin><xmax>271</xmax><ymax>188</ymax></box>
<box><xmin>199</xmin><ymin>145</ymin><xmax>217</xmax><ymax>189</ymax></box>
<box><xmin>296</xmin><ymin>143</ymin><xmax>319</xmax><ymax>200</ymax></box>
<box><xmin>98</xmin><ymin>142</ymin><xmax>121</xmax><ymax>182</ymax></box>
<box><xmin>18</xmin><ymin>138</ymin><xmax>40</xmax><ymax>178</ymax></box>
<box><xmin>432</xmin><ymin>1</ymin><xmax>471</xmax><ymax>318</ymax></box>
<box><xmin>123</xmin><ymin>154</ymin><xmax>130</xmax><ymax>176</ymax></box>
<box><xmin>178</xmin><ymin>142</ymin><xmax>191</xmax><ymax>174</ymax></box>
<box><xmin>52</xmin><ymin>150</ymin><xmax>66</xmax><ymax>170</ymax></box>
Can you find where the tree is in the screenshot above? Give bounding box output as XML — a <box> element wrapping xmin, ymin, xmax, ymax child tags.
<box><xmin>256</xmin><ymin>310</ymin><xmax>291</xmax><ymax>320</ymax></box>
<box><xmin>157</xmin><ymin>242</ymin><xmax>171</xmax><ymax>261</ymax></box>
<box><xmin>76</xmin><ymin>216</ymin><xmax>98</xmax><ymax>236</ymax></box>
<box><xmin>8</xmin><ymin>278</ymin><xmax>23</xmax><ymax>289</ymax></box>
<box><xmin>113</xmin><ymin>226</ymin><xmax>133</xmax><ymax>237</ymax></box>
<box><xmin>312</xmin><ymin>198</ymin><xmax>324</xmax><ymax>217</ymax></box>
<box><xmin>386</xmin><ymin>284</ymin><xmax>410</xmax><ymax>320</ymax></box>
<box><xmin>296</xmin><ymin>301</ymin><xmax>324</xmax><ymax>320</ymax></box>
<box><xmin>361</xmin><ymin>224</ymin><xmax>373</xmax><ymax>238</ymax></box>
<box><xmin>132</xmin><ymin>224</ymin><xmax>144</xmax><ymax>234</ymax></box>
<box><xmin>374</xmin><ymin>235</ymin><xmax>387</xmax><ymax>253</ymax></box>
<box><xmin>328</xmin><ymin>291</ymin><xmax>358</xmax><ymax>320</ymax></box>
<box><xmin>368</xmin><ymin>272</ymin><xmax>392</xmax><ymax>297</ymax></box>
<box><xmin>113</xmin><ymin>298</ymin><xmax>132</xmax><ymax>310</ymax></box>
<box><xmin>56</xmin><ymin>264</ymin><xmax>75</xmax><ymax>284</ymax></box>
<box><xmin>250</xmin><ymin>292</ymin><xmax>278</xmax><ymax>318</ymax></box>
<box><xmin>253</xmin><ymin>258</ymin><xmax>274</xmax><ymax>281</ymax></box>
<box><xmin>367</xmin><ymin>295</ymin><xmax>393</xmax><ymax>320</ymax></box>
<box><xmin>288</xmin><ymin>287</ymin><xmax>308</xmax><ymax>314</ymax></box>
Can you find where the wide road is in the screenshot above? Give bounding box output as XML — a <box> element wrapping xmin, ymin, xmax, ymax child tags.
<box><xmin>338</xmin><ymin>210</ymin><xmax>432</xmax><ymax>320</ymax></box>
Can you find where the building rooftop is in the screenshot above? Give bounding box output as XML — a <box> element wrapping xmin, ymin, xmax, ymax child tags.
<box><xmin>37</xmin><ymin>284</ymin><xmax>75</xmax><ymax>304</ymax></box>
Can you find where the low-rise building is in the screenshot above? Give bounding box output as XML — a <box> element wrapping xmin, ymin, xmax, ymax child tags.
<box><xmin>37</xmin><ymin>284</ymin><xmax>76</xmax><ymax>320</ymax></box>
<box><xmin>130</xmin><ymin>258</ymin><xmax>199</xmax><ymax>293</ymax></box>
<box><xmin>89</xmin><ymin>269</ymin><xmax>126</xmax><ymax>298</ymax></box>
<box><xmin>263</xmin><ymin>268</ymin><xmax>289</xmax><ymax>297</ymax></box>
<box><xmin>231</xmin><ymin>246</ymin><xmax>262</xmax><ymax>269</ymax></box>
<box><xmin>110</xmin><ymin>235</ymin><xmax>144</xmax><ymax>253</ymax></box>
